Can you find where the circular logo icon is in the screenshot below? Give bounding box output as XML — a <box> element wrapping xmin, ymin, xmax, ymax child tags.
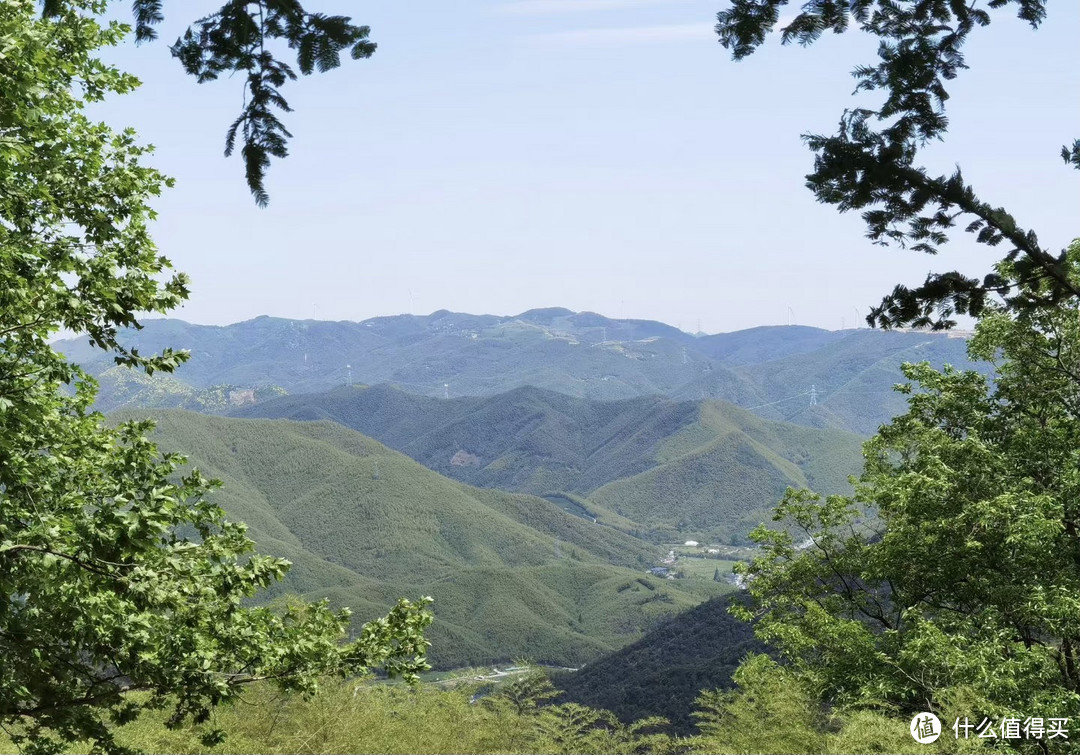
<box><xmin>910</xmin><ymin>712</ymin><xmax>942</xmax><ymax>744</ymax></box>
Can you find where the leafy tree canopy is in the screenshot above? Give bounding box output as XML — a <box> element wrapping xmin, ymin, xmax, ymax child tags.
<box><xmin>41</xmin><ymin>0</ymin><xmax>377</xmax><ymax>207</ymax></box>
<box><xmin>735</xmin><ymin>240</ymin><xmax>1080</xmax><ymax>752</ymax></box>
<box><xmin>715</xmin><ymin>0</ymin><xmax>1078</xmax><ymax>329</ymax></box>
<box><xmin>0</xmin><ymin>2</ymin><xmax>430</xmax><ymax>752</ymax></box>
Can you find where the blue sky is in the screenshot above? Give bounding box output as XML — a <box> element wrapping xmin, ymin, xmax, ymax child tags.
<box><xmin>99</xmin><ymin>0</ymin><xmax>1078</xmax><ymax>333</ymax></box>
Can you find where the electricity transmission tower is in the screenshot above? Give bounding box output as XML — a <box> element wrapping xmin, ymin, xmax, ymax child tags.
<box><xmin>809</xmin><ymin>385</ymin><xmax>817</xmax><ymax>406</ymax></box>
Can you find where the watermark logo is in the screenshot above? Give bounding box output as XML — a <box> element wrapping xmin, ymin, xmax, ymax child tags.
<box><xmin>911</xmin><ymin>712</ymin><xmax>942</xmax><ymax>744</ymax></box>
<box><xmin>910</xmin><ymin>714</ymin><xmax>1070</xmax><ymax>743</ymax></box>
<box><xmin>953</xmin><ymin>716</ymin><xmax>1069</xmax><ymax>741</ymax></box>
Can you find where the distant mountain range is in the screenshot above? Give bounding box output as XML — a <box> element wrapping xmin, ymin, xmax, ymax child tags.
<box><xmin>126</xmin><ymin>410</ymin><xmax>730</xmax><ymax>669</ymax></box>
<box><xmin>59</xmin><ymin>308</ymin><xmax>982</xmax><ymax>435</ymax></box>
<box><xmin>231</xmin><ymin>384</ymin><xmax>863</xmax><ymax>543</ymax></box>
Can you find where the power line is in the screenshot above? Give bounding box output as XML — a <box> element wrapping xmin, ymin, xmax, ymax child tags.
<box><xmin>742</xmin><ymin>390</ymin><xmax>813</xmax><ymax>411</ymax></box>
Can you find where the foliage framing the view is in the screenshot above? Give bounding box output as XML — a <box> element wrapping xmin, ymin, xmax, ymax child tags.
<box><xmin>40</xmin><ymin>0</ymin><xmax>377</xmax><ymax>207</ymax></box>
<box><xmin>715</xmin><ymin>0</ymin><xmax>1078</xmax><ymax>329</ymax></box>
<box><xmin>716</xmin><ymin>1</ymin><xmax>1080</xmax><ymax>749</ymax></box>
<box><xmin>734</xmin><ymin>241</ymin><xmax>1080</xmax><ymax>753</ymax></box>
<box><xmin>0</xmin><ymin>2</ymin><xmax>430</xmax><ymax>752</ymax></box>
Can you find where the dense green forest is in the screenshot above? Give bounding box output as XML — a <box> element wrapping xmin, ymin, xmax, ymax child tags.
<box><xmin>0</xmin><ymin>664</ymin><xmax>987</xmax><ymax>755</ymax></box>
<box><xmin>125</xmin><ymin>410</ymin><xmax>730</xmax><ymax>668</ymax></box>
<box><xmin>233</xmin><ymin>384</ymin><xmax>862</xmax><ymax>542</ymax></box>
<box><xmin>553</xmin><ymin>595</ymin><xmax>764</xmax><ymax>735</ymax></box>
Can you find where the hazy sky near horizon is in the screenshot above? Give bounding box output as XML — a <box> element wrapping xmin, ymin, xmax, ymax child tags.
<box><xmin>98</xmin><ymin>0</ymin><xmax>1078</xmax><ymax>334</ymax></box>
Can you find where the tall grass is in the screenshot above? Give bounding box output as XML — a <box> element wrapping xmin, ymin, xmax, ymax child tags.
<box><xmin>0</xmin><ymin>667</ymin><xmax>988</xmax><ymax>755</ymax></box>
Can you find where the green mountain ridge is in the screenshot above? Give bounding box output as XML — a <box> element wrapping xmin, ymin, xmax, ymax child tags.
<box><xmin>122</xmin><ymin>410</ymin><xmax>728</xmax><ymax>668</ymax></box>
<box><xmin>232</xmin><ymin>384</ymin><xmax>864</xmax><ymax>542</ymax></box>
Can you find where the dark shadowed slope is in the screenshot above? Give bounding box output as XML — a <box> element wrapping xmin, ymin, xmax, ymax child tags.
<box><xmin>554</xmin><ymin>593</ymin><xmax>764</xmax><ymax>735</ymax></box>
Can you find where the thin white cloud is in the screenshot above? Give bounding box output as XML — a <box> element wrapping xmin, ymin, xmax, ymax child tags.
<box><xmin>499</xmin><ymin>0</ymin><xmax>680</xmax><ymax>14</ymax></box>
<box><xmin>529</xmin><ymin>22</ymin><xmax>715</xmax><ymax>45</ymax></box>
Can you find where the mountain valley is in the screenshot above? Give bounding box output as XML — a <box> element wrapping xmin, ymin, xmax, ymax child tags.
<box><xmin>83</xmin><ymin>309</ymin><xmax>985</xmax><ymax>695</ymax></box>
<box><xmin>231</xmin><ymin>383</ymin><xmax>863</xmax><ymax>542</ymax></box>
<box><xmin>128</xmin><ymin>410</ymin><xmax>730</xmax><ymax>669</ymax></box>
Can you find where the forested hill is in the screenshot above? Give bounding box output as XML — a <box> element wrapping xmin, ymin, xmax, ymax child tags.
<box><xmin>58</xmin><ymin>309</ymin><xmax>979</xmax><ymax>434</ymax></box>
<box><xmin>232</xmin><ymin>384</ymin><xmax>864</xmax><ymax>542</ymax></box>
<box><xmin>121</xmin><ymin>410</ymin><xmax>730</xmax><ymax>669</ymax></box>
<box><xmin>554</xmin><ymin>594</ymin><xmax>764</xmax><ymax>735</ymax></box>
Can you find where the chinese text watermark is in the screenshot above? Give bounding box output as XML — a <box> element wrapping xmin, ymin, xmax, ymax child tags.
<box><xmin>910</xmin><ymin>714</ymin><xmax>1069</xmax><ymax>744</ymax></box>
